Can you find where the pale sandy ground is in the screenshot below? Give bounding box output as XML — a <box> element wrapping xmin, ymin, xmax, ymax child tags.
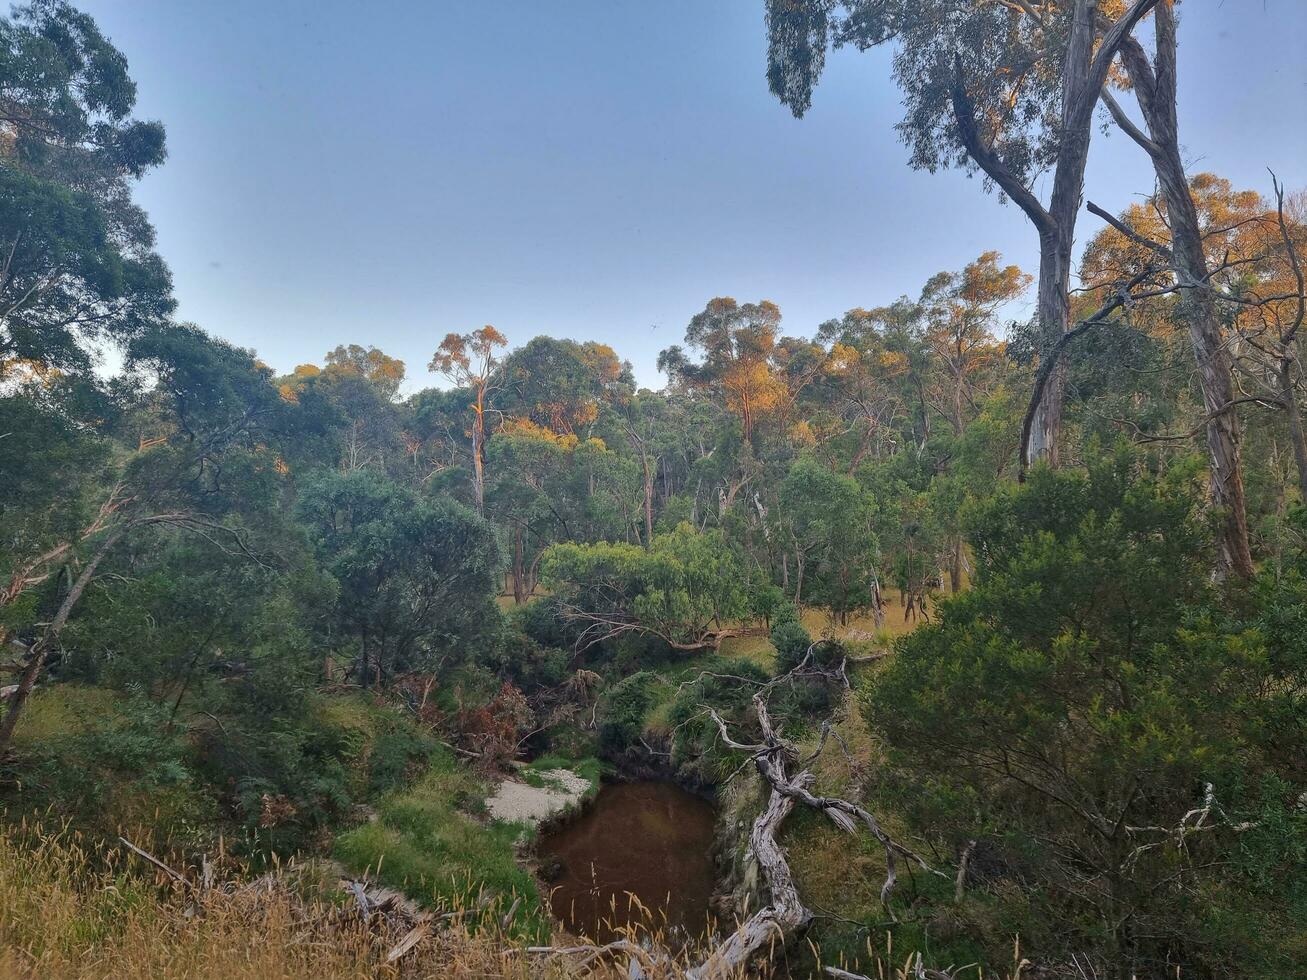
<box><xmin>485</xmin><ymin>768</ymin><xmax>590</xmax><ymax>825</ymax></box>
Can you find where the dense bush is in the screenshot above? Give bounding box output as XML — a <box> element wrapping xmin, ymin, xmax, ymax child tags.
<box><xmin>596</xmin><ymin>671</ymin><xmax>660</xmax><ymax>754</ymax></box>
<box><xmin>862</xmin><ymin>455</ymin><xmax>1307</xmax><ymax>975</ymax></box>
<box><xmin>769</xmin><ymin>603</ymin><xmax>812</xmax><ymax>674</ymax></box>
<box><xmin>0</xmin><ymin>687</ymin><xmax>214</xmax><ymax>849</ymax></box>
<box><xmin>667</xmin><ymin>657</ymin><xmax>770</xmax><ymax>782</ymax></box>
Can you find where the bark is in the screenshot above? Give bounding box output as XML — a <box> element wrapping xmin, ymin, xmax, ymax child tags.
<box><xmin>470</xmin><ymin>393</ymin><xmax>486</xmax><ymax>516</ymax></box>
<box><xmin>0</xmin><ymin>528</ymin><xmax>124</xmax><ymax>752</ymax></box>
<box><xmin>690</xmin><ymin>687</ymin><xmax>942</xmax><ymax>979</ymax></box>
<box><xmin>950</xmin><ymin>0</ymin><xmax>1159</xmax><ymax>468</ymax></box>
<box><xmin>640</xmin><ymin>450</ymin><xmax>655</xmax><ymax>549</ymax></box>
<box><xmin>1279</xmin><ymin>359</ymin><xmax>1307</xmax><ymax>503</ymax></box>
<box><xmin>512</xmin><ymin>524</ymin><xmax>526</xmax><ymax>604</ymax></box>
<box><xmin>686</xmin><ymin>785</ymin><xmax>806</xmax><ymax>980</ymax></box>
<box><xmin>1110</xmin><ymin>2</ymin><xmax>1254</xmax><ymax>578</ymax></box>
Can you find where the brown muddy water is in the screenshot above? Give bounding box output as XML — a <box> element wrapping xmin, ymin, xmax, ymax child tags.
<box><xmin>538</xmin><ymin>780</ymin><xmax>718</xmax><ymax>944</ymax></box>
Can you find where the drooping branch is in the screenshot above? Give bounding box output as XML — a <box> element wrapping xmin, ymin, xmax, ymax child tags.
<box><xmin>949</xmin><ymin>57</ymin><xmax>1054</xmax><ymax>238</ymax></box>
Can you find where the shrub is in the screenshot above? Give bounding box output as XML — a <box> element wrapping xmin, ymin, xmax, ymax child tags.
<box><xmin>770</xmin><ymin>617</ymin><xmax>812</xmax><ymax>675</ymax></box>
<box><xmin>666</xmin><ymin>657</ymin><xmax>769</xmax><ymax>782</ymax></box>
<box><xmin>1</xmin><ymin>686</ymin><xmax>214</xmax><ymax>849</ymax></box>
<box><xmin>596</xmin><ymin>671</ymin><xmax>659</xmax><ymax>754</ymax></box>
<box><xmin>862</xmin><ymin>454</ymin><xmax>1307</xmax><ymax>975</ymax></box>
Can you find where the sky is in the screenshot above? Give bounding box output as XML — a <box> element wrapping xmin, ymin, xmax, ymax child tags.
<box><xmin>79</xmin><ymin>0</ymin><xmax>1307</xmax><ymax>392</ymax></box>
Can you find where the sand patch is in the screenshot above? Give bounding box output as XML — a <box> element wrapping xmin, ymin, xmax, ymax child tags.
<box><xmin>485</xmin><ymin>768</ymin><xmax>590</xmax><ymax>825</ymax></box>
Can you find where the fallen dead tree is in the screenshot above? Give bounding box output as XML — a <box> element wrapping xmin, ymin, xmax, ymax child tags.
<box><xmin>689</xmin><ymin>692</ymin><xmax>942</xmax><ymax>979</ymax></box>
<box><xmin>533</xmin><ymin>648</ymin><xmax>945</xmax><ymax>979</ymax></box>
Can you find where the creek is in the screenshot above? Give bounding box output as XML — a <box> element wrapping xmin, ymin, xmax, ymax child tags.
<box><xmin>538</xmin><ymin>780</ymin><xmax>718</xmax><ymax>944</ymax></box>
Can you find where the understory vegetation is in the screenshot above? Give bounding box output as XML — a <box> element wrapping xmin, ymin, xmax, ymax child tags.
<box><xmin>3</xmin><ymin>2</ymin><xmax>1306</xmax><ymax>979</ymax></box>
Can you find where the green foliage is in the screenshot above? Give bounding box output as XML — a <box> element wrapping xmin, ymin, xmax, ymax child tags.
<box><xmin>862</xmin><ymin>455</ymin><xmax>1307</xmax><ymax>974</ymax></box>
<box><xmin>334</xmin><ymin>749</ymin><xmax>548</xmax><ymax>941</ymax></box>
<box><xmin>542</xmin><ymin>523</ymin><xmax>751</xmax><ymax>653</ymax></box>
<box><xmin>0</xmin><ymin>0</ymin><xmax>172</xmax><ymax>376</ymax></box>
<box><xmin>3</xmin><ymin>9</ymin><xmax>1302</xmax><ymax>968</ymax></box>
<box><xmin>297</xmin><ymin>469</ymin><xmax>501</xmax><ymax>684</ymax></box>
<box><xmin>666</xmin><ymin>657</ymin><xmax>769</xmax><ymax>783</ymax></box>
<box><xmin>189</xmin><ymin>693</ymin><xmax>439</xmax><ymax>859</ymax></box>
<box><xmin>1</xmin><ymin>686</ymin><xmax>213</xmax><ymax>848</ymax></box>
<box><xmin>769</xmin><ymin>613</ymin><xmax>812</xmax><ymax>675</ymax></box>
<box><xmin>780</xmin><ymin>458</ymin><xmax>880</xmax><ymax>620</ymax></box>
<box><xmin>596</xmin><ymin>671</ymin><xmax>659</xmax><ymax>754</ymax></box>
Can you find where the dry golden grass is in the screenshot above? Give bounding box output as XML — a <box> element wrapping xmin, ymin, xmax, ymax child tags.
<box><xmin>0</xmin><ymin>816</ymin><xmax>1019</xmax><ymax>980</ymax></box>
<box><xmin>0</xmin><ymin>823</ymin><xmax>615</xmax><ymax>980</ymax></box>
<box><xmin>0</xmin><ymin>822</ymin><xmax>787</xmax><ymax>980</ymax></box>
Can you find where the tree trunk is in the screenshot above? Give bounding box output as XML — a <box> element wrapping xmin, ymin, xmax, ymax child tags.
<box><xmin>471</xmin><ymin>401</ymin><xmax>486</xmax><ymax>516</ymax></box>
<box><xmin>1028</xmin><ymin>227</ymin><xmax>1074</xmax><ymax>466</ymax></box>
<box><xmin>950</xmin><ymin>0</ymin><xmax>1160</xmax><ymax>469</ymax></box>
<box><xmin>1280</xmin><ymin>359</ymin><xmax>1307</xmax><ymax>503</ymax></box>
<box><xmin>512</xmin><ymin>524</ymin><xmax>526</xmax><ymax>604</ymax></box>
<box><xmin>1112</xmin><ymin>2</ymin><xmax>1254</xmax><ymax>578</ymax></box>
<box><xmin>0</xmin><ymin>528</ymin><xmax>124</xmax><ymax>753</ymax></box>
<box><xmin>949</xmin><ymin>537</ymin><xmax>964</xmax><ymax>593</ymax></box>
<box><xmin>641</xmin><ymin>451</ymin><xmax>654</xmax><ymax>548</ymax></box>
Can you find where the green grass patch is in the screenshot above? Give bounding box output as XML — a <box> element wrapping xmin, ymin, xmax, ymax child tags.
<box><xmin>333</xmin><ymin>748</ymin><xmax>548</xmax><ymax>941</ymax></box>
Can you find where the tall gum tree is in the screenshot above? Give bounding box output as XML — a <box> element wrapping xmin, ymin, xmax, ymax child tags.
<box><xmin>429</xmin><ymin>325</ymin><xmax>507</xmax><ymax>515</ymax></box>
<box><xmin>764</xmin><ymin>0</ymin><xmax>1159</xmax><ymax>466</ymax></box>
<box><xmin>1093</xmin><ymin>1</ymin><xmax>1253</xmax><ymax>577</ymax></box>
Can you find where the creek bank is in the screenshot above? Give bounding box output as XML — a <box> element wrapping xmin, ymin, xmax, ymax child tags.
<box><xmin>484</xmin><ymin>767</ymin><xmax>592</xmax><ymax>825</ymax></box>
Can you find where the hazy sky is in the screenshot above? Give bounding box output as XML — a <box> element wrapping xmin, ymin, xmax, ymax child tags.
<box><xmin>80</xmin><ymin>1</ymin><xmax>1307</xmax><ymax>391</ymax></box>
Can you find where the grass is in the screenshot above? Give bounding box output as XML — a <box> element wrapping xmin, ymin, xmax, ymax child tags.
<box><xmin>0</xmin><ymin>821</ymin><xmax>638</xmax><ymax>979</ymax></box>
<box><xmin>1</xmin><ymin>685</ymin><xmax>217</xmax><ymax>849</ymax></box>
<box><xmin>0</xmin><ymin>820</ymin><xmax>1010</xmax><ymax>979</ymax></box>
<box><xmin>333</xmin><ymin>747</ymin><xmax>550</xmax><ymax>942</ymax></box>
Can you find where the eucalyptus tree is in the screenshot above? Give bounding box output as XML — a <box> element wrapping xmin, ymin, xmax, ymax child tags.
<box><xmin>497</xmin><ymin>335</ymin><xmax>627</xmax><ymax>437</ymax></box>
<box><xmin>296</xmin><ymin>468</ymin><xmax>500</xmax><ymax>687</ymax></box>
<box><xmin>430</xmin><ymin>325</ymin><xmax>508</xmax><ymax>514</ymax></box>
<box><xmin>778</xmin><ymin>458</ymin><xmax>880</xmax><ymax>622</ymax></box>
<box><xmin>764</xmin><ymin>0</ymin><xmax>1159</xmax><ymax>466</ymax></box>
<box><xmin>658</xmin><ymin>297</ymin><xmax>788</xmax><ymax>447</ymax></box>
<box><xmin>1089</xmin><ymin>2</ymin><xmax>1254</xmax><ymax>576</ymax></box>
<box><xmin>0</xmin><ymin>0</ymin><xmax>172</xmax><ymax>377</ymax></box>
<box><xmin>542</xmin><ymin>524</ymin><xmax>752</xmax><ymax>654</ymax></box>
<box><xmin>1082</xmin><ymin>175</ymin><xmax>1307</xmax><ymax>523</ymax></box>
<box><xmin>0</xmin><ymin>324</ymin><xmax>297</xmax><ymax>752</ymax></box>
<box><xmin>322</xmin><ymin>344</ymin><xmax>407</xmax><ymax>400</ymax></box>
<box><xmin>918</xmin><ymin>252</ymin><xmax>1030</xmax><ymax>438</ymax></box>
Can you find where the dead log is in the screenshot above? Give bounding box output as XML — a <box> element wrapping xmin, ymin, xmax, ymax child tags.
<box><xmin>530</xmin><ymin>668</ymin><xmax>947</xmax><ymax>980</ymax></box>
<box><xmin>685</xmin><ymin>780</ymin><xmax>808</xmax><ymax>980</ymax></box>
<box><xmin>686</xmin><ymin>692</ymin><xmax>944</xmax><ymax>979</ymax></box>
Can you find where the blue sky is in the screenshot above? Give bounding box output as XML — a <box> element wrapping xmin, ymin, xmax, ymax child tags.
<box><xmin>81</xmin><ymin>0</ymin><xmax>1307</xmax><ymax>391</ymax></box>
